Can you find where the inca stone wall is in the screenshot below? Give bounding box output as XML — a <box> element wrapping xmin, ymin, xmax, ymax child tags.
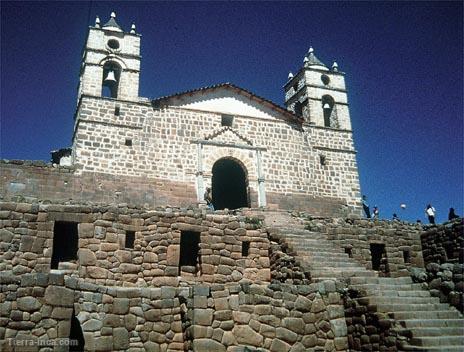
<box><xmin>306</xmin><ymin>217</ymin><xmax>425</xmax><ymax>276</ymax></box>
<box><xmin>0</xmin><ymin>200</ymin><xmax>351</xmax><ymax>351</ymax></box>
<box><xmin>418</xmin><ymin>219</ymin><xmax>463</xmax><ymax>312</ymax></box>
<box><xmin>0</xmin><ymin>201</ymin><xmax>270</xmax><ymax>285</ymax></box>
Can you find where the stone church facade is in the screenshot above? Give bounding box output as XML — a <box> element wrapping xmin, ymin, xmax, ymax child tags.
<box><xmin>67</xmin><ymin>12</ymin><xmax>361</xmax><ymax>216</ymax></box>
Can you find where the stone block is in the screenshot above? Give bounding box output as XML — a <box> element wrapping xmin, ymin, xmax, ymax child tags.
<box><xmin>232</xmin><ymin>311</ymin><xmax>251</xmax><ymax>324</ymax></box>
<box><xmin>113</xmin><ymin>327</ymin><xmax>129</xmax><ymax>350</ymax></box>
<box><xmin>19</xmin><ymin>235</ymin><xmax>34</xmax><ymax>252</ymax></box>
<box><xmin>44</xmin><ymin>286</ymin><xmax>74</xmax><ymax>307</ymax></box>
<box><xmin>87</xmin><ymin>266</ymin><xmax>108</xmax><ymax>279</ymax></box>
<box><xmin>82</xmin><ymin>319</ymin><xmax>102</xmax><ymax>332</ymax></box>
<box><xmin>78</xmin><ymin>248</ymin><xmax>97</xmax><ymax>266</ymax></box>
<box><xmin>276</xmin><ymin>327</ymin><xmax>298</xmax><ymax>344</ymax></box>
<box><xmin>94</xmin><ymin>336</ymin><xmax>113</xmax><ymax>351</ymax></box>
<box><xmin>78</xmin><ymin>223</ymin><xmax>94</xmax><ymax>238</ymax></box>
<box><xmin>330</xmin><ymin>318</ymin><xmax>347</xmax><ymax>337</ymax></box>
<box><xmin>294</xmin><ymin>296</ymin><xmax>311</xmax><ymax>312</ymax></box>
<box><xmin>282</xmin><ymin>317</ymin><xmax>305</xmax><ymax>335</ymax></box>
<box><xmin>112</xmin><ymin>298</ymin><xmax>129</xmax><ymax>314</ymax></box>
<box><xmin>193</xmin><ymin>309</ymin><xmax>213</xmax><ymax>326</ymax></box>
<box><xmin>166</xmin><ymin>245</ymin><xmax>180</xmax><ymax>266</ymax></box>
<box><xmin>310</xmin><ymin>298</ymin><xmax>326</xmax><ymax>313</ymax></box>
<box><xmin>270</xmin><ymin>338</ymin><xmax>291</xmax><ymax>352</ymax></box>
<box><xmin>17</xmin><ymin>296</ymin><xmax>41</xmax><ymax>312</ymax></box>
<box><xmin>192</xmin><ymin>338</ymin><xmax>226</xmax><ymax>352</ymax></box>
<box><xmin>232</xmin><ymin>325</ymin><xmax>263</xmax><ymax>347</ymax></box>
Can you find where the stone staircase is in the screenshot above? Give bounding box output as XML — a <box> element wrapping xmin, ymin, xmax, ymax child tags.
<box><xmin>350</xmin><ymin>276</ymin><xmax>464</xmax><ymax>351</ymax></box>
<box><xmin>268</xmin><ymin>219</ymin><xmax>464</xmax><ymax>351</ymax></box>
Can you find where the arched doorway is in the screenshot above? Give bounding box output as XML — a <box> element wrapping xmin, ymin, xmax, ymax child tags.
<box><xmin>212</xmin><ymin>158</ymin><xmax>249</xmax><ymax>210</ymax></box>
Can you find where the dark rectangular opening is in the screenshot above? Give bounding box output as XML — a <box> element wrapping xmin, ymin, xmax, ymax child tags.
<box><xmin>370</xmin><ymin>243</ymin><xmax>386</xmax><ymax>271</ymax></box>
<box><xmin>125</xmin><ymin>138</ymin><xmax>132</xmax><ymax>147</ymax></box>
<box><xmin>179</xmin><ymin>231</ymin><xmax>200</xmax><ymax>273</ymax></box>
<box><xmin>125</xmin><ymin>231</ymin><xmax>135</xmax><ymax>249</ymax></box>
<box><xmin>444</xmin><ymin>243</ymin><xmax>456</xmax><ymax>261</ymax></box>
<box><xmin>221</xmin><ymin>114</ymin><xmax>234</xmax><ymax>127</ymax></box>
<box><xmin>115</xmin><ymin>106</ymin><xmax>120</xmax><ymax>116</ymax></box>
<box><xmin>403</xmin><ymin>250</ymin><xmax>411</xmax><ymax>263</ymax></box>
<box><xmin>51</xmin><ymin>221</ymin><xmax>79</xmax><ymax>269</ymax></box>
<box><xmin>242</xmin><ymin>241</ymin><xmax>250</xmax><ymax>257</ymax></box>
<box><xmin>344</xmin><ymin>247</ymin><xmax>353</xmax><ymax>258</ymax></box>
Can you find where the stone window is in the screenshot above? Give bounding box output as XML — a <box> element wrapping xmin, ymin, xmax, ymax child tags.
<box><xmin>294</xmin><ymin>101</ymin><xmax>303</xmax><ymax>117</ymax></box>
<box><xmin>221</xmin><ymin>114</ymin><xmax>234</xmax><ymax>127</ymax></box>
<box><xmin>319</xmin><ymin>155</ymin><xmax>327</xmax><ymax>166</ymax></box>
<box><xmin>125</xmin><ymin>231</ymin><xmax>135</xmax><ymax>249</ymax></box>
<box><xmin>321</xmin><ymin>74</ymin><xmax>330</xmax><ymax>85</ymax></box>
<box><xmin>125</xmin><ymin>139</ymin><xmax>132</xmax><ymax>147</ymax></box>
<box><xmin>242</xmin><ymin>241</ymin><xmax>250</xmax><ymax>257</ymax></box>
<box><xmin>344</xmin><ymin>247</ymin><xmax>353</xmax><ymax>258</ymax></box>
<box><xmin>370</xmin><ymin>243</ymin><xmax>387</xmax><ymax>271</ymax></box>
<box><xmin>403</xmin><ymin>250</ymin><xmax>411</xmax><ymax>263</ymax></box>
<box><xmin>107</xmin><ymin>39</ymin><xmax>120</xmax><ymax>50</ymax></box>
<box><xmin>51</xmin><ymin>221</ymin><xmax>78</xmax><ymax>269</ymax></box>
<box><xmin>114</xmin><ymin>106</ymin><xmax>120</xmax><ymax>116</ymax></box>
<box><xmin>179</xmin><ymin>231</ymin><xmax>200</xmax><ymax>274</ymax></box>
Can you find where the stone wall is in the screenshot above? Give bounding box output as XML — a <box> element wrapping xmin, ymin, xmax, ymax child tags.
<box><xmin>0</xmin><ymin>160</ymin><xmax>197</xmax><ymax>207</ymax></box>
<box><xmin>417</xmin><ymin>219</ymin><xmax>463</xmax><ymax>312</ymax></box>
<box><xmin>0</xmin><ymin>160</ymin><xmax>350</xmax><ymax>217</ymax></box>
<box><xmin>72</xmin><ymin>94</ymin><xmax>362</xmax><ymax>214</ymax></box>
<box><xmin>0</xmin><ymin>201</ymin><xmax>270</xmax><ymax>285</ymax></box>
<box><xmin>343</xmin><ymin>289</ymin><xmax>397</xmax><ymax>351</ymax></box>
<box><xmin>306</xmin><ymin>217</ymin><xmax>425</xmax><ymax>276</ymax></box>
<box><xmin>0</xmin><ymin>271</ymin><xmax>348</xmax><ymax>352</ymax></box>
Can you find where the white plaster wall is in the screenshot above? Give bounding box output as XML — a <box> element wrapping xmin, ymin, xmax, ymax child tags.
<box><xmin>169</xmin><ymin>90</ymin><xmax>283</xmax><ymax>120</ymax></box>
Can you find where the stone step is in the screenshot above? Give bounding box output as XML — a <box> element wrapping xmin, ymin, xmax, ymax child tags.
<box><xmin>308</xmin><ymin>262</ymin><xmax>363</xmax><ymax>268</ymax></box>
<box><xmin>406</xmin><ymin>327</ymin><xmax>464</xmax><ymax>337</ymax></box>
<box><xmin>365</xmin><ymin>296</ymin><xmax>441</xmax><ymax>305</ymax></box>
<box><xmin>401</xmin><ymin>343</ymin><xmax>464</xmax><ymax>351</ymax></box>
<box><xmin>349</xmin><ymin>276</ymin><xmax>413</xmax><ymax>285</ymax></box>
<box><xmin>301</xmin><ymin>252</ymin><xmax>350</xmax><ymax>258</ymax></box>
<box><xmin>377</xmin><ymin>303</ymin><xmax>452</xmax><ymax>313</ymax></box>
<box><xmin>287</xmin><ymin>238</ymin><xmax>340</xmax><ymax>246</ymax></box>
<box><xmin>401</xmin><ymin>319</ymin><xmax>464</xmax><ymax>328</ymax></box>
<box><xmin>310</xmin><ymin>268</ymin><xmax>377</xmax><ymax>278</ymax></box>
<box><xmin>350</xmin><ymin>283</ymin><xmax>426</xmax><ymax>292</ymax></box>
<box><xmin>410</xmin><ymin>336</ymin><xmax>464</xmax><ymax>347</ymax></box>
<box><xmin>392</xmin><ymin>310</ymin><xmax>462</xmax><ymax>320</ymax></box>
<box><xmin>353</xmin><ymin>288</ymin><xmax>432</xmax><ymax>297</ymax></box>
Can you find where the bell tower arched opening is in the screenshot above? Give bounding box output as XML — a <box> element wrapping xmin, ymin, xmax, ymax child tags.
<box><xmin>102</xmin><ymin>61</ymin><xmax>121</xmax><ymax>98</ymax></box>
<box><xmin>212</xmin><ymin>158</ymin><xmax>249</xmax><ymax>210</ymax></box>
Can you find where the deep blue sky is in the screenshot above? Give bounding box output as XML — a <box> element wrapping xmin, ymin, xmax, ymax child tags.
<box><xmin>1</xmin><ymin>1</ymin><xmax>462</xmax><ymax>223</ymax></box>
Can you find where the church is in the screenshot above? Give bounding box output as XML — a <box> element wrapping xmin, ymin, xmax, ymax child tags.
<box><xmin>1</xmin><ymin>13</ymin><xmax>462</xmax><ymax>352</ymax></box>
<box><xmin>50</xmin><ymin>12</ymin><xmax>362</xmax><ymax>216</ymax></box>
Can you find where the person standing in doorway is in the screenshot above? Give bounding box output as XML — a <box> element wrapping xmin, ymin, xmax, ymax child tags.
<box><xmin>425</xmin><ymin>204</ymin><xmax>436</xmax><ymax>224</ymax></box>
<box><xmin>362</xmin><ymin>195</ymin><xmax>371</xmax><ymax>218</ymax></box>
<box><xmin>204</xmin><ymin>187</ymin><xmax>214</xmax><ymax>210</ymax></box>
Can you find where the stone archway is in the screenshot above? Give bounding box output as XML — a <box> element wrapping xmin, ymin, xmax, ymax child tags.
<box><xmin>212</xmin><ymin>158</ymin><xmax>249</xmax><ymax>210</ymax></box>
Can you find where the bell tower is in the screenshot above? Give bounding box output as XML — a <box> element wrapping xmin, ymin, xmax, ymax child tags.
<box><xmin>77</xmin><ymin>12</ymin><xmax>141</xmax><ymax>102</ymax></box>
<box><xmin>284</xmin><ymin>47</ymin><xmax>351</xmax><ymax>130</ymax></box>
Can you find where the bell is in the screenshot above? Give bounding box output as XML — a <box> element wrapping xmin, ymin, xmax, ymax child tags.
<box><xmin>104</xmin><ymin>70</ymin><xmax>117</xmax><ymax>84</ymax></box>
<box><xmin>323</xmin><ymin>103</ymin><xmax>331</xmax><ymax>109</ymax></box>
